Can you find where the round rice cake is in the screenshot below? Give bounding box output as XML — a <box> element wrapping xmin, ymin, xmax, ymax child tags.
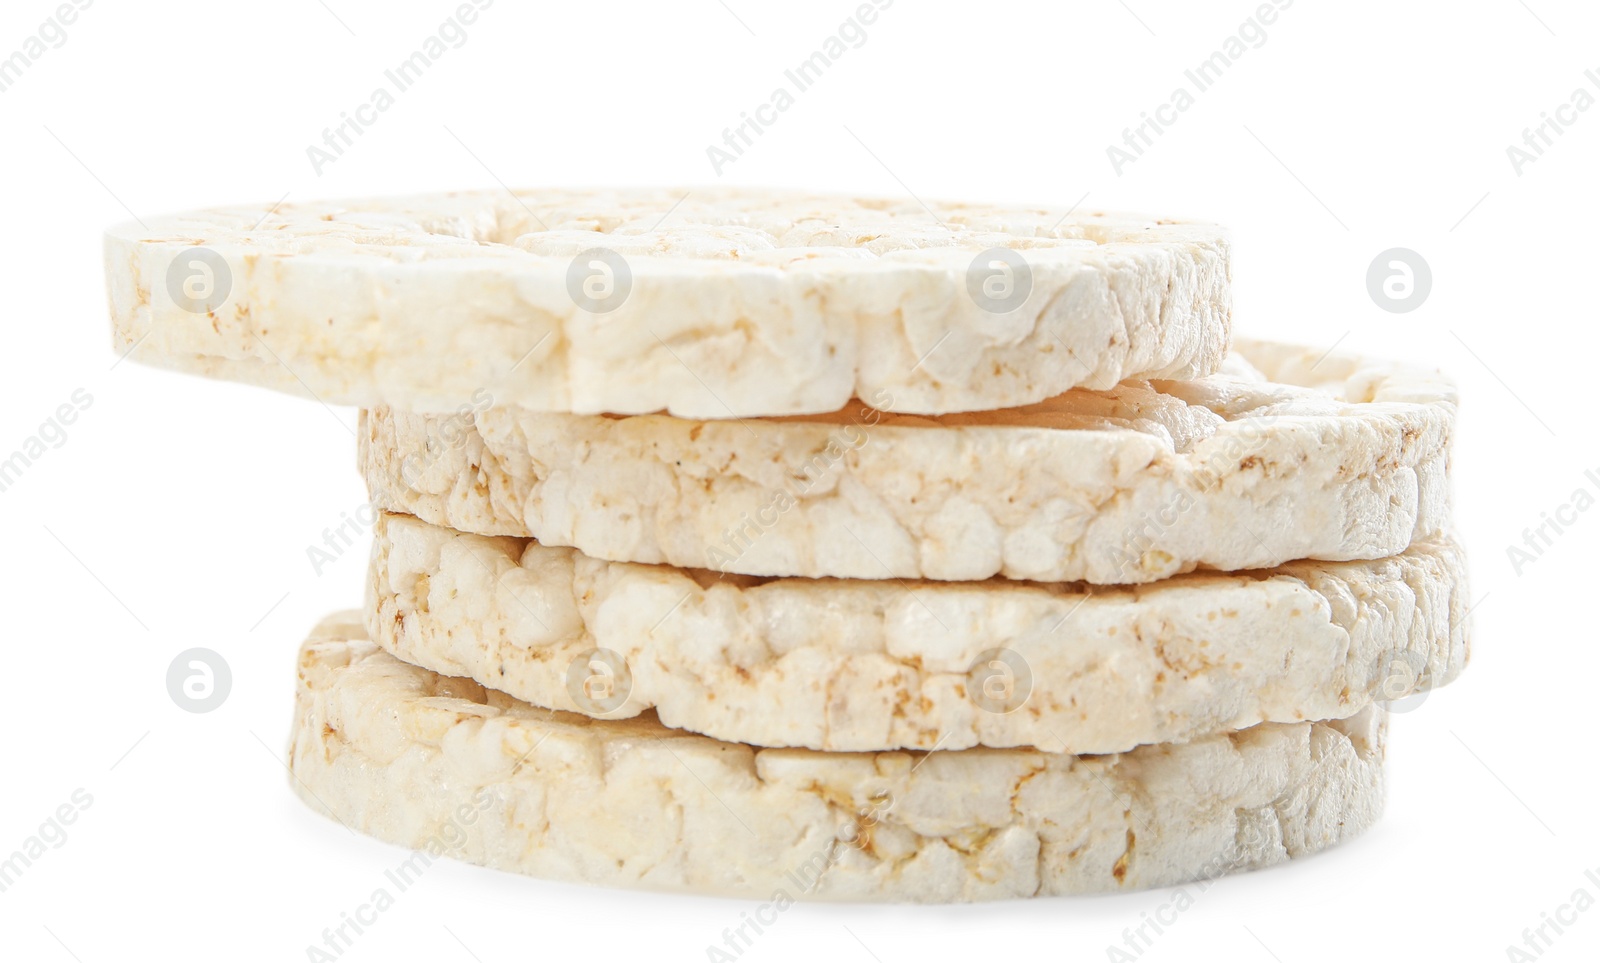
<box><xmin>365</xmin><ymin>510</ymin><xmax>1467</xmax><ymax>754</ymax></box>
<box><xmin>104</xmin><ymin>188</ymin><xmax>1230</xmax><ymax>418</ymax></box>
<box><xmin>362</xmin><ymin>339</ymin><xmax>1455</xmax><ymax>583</ymax></box>
<box><xmin>289</xmin><ymin>614</ymin><xmax>1388</xmax><ymax>902</ymax></box>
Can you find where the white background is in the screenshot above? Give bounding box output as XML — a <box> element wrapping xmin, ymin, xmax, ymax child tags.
<box><xmin>0</xmin><ymin>0</ymin><xmax>1594</xmax><ymax>960</ymax></box>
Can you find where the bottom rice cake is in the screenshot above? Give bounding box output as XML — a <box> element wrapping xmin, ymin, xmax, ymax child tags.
<box><xmin>289</xmin><ymin>613</ymin><xmax>1387</xmax><ymax>903</ymax></box>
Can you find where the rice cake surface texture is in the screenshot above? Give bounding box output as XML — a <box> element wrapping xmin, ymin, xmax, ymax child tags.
<box><xmin>106</xmin><ymin>188</ymin><xmax>1231</xmax><ymax>417</ymax></box>
<box><xmin>362</xmin><ymin>339</ymin><xmax>1455</xmax><ymax>583</ymax></box>
<box><xmin>366</xmin><ymin>511</ymin><xmax>1468</xmax><ymax>753</ymax></box>
<box><xmin>290</xmin><ymin>614</ymin><xmax>1388</xmax><ymax>902</ymax></box>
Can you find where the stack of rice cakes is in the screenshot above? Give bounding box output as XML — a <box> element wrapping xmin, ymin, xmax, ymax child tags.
<box><xmin>105</xmin><ymin>189</ymin><xmax>1468</xmax><ymax>902</ymax></box>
